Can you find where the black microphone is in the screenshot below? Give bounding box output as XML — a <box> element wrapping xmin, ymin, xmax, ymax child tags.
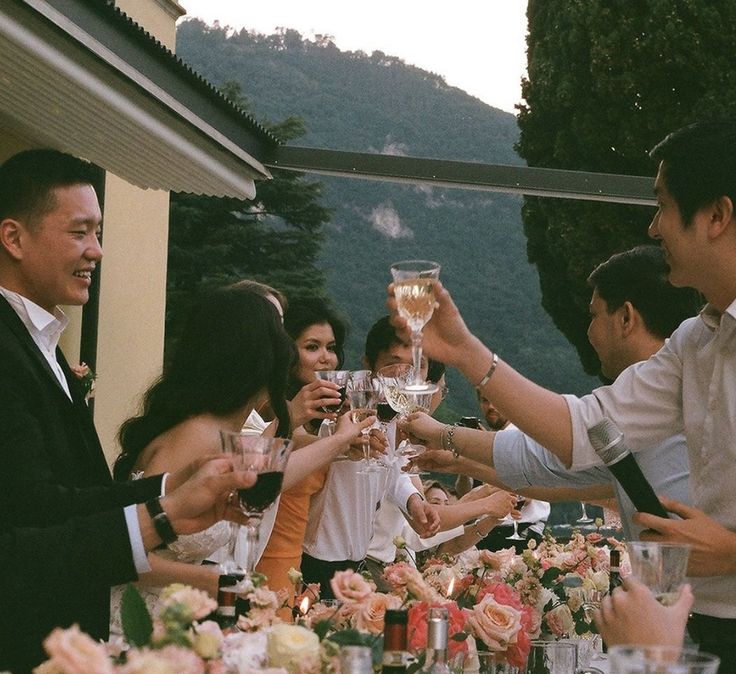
<box><xmin>587</xmin><ymin>417</ymin><xmax>670</xmax><ymax>519</ymax></box>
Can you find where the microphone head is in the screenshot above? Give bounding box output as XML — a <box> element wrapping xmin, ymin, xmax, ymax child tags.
<box><xmin>587</xmin><ymin>417</ymin><xmax>626</xmax><ymax>464</ymax></box>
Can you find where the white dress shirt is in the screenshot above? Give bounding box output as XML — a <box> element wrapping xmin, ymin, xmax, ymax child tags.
<box><xmin>564</xmin><ymin>302</ymin><xmax>736</xmax><ymax>618</ymax></box>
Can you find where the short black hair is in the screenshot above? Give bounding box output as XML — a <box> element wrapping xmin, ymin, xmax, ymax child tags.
<box><xmin>283</xmin><ymin>297</ymin><xmax>347</xmax><ymax>367</ymax></box>
<box><xmin>650</xmin><ymin>121</ymin><xmax>736</xmax><ymax>226</ymax></box>
<box><xmin>364</xmin><ymin>315</ymin><xmax>402</xmax><ymax>369</ymax></box>
<box><xmin>0</xmin><ymin>149</ymin><xmax>99</xmax><ymax>226</ymax></box>
<box><xmin>588</xmin><ymin>245</ymin><xmax>702</xmax><ymax>340</ymax></box>
<box><xmin>427</xmin><ymin>359</ymin><xmax>446</xmax><ymax>384</ymax></box>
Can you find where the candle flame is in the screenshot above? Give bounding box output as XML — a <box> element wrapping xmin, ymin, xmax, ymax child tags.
<box><xmin>299</xmin><ymin>595</ymin><xmax>311</xmax><ymax>615</ymax></box>
<box><xmin>446</xmin><ymin>576</ymin><xmax>456</xmax><ymax>597</ymax></box>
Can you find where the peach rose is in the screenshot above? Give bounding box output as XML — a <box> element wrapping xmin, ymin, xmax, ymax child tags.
<box><xmin>329</xmin><ymin>569</ymin><xmax>374</xmax><ymax>603</ymax></box>
<box><xmin>42</xmin><ymin>625</ymin><xmax>114</xmax><ymax>674</ymax></box>
<box><xmin>544</xmin><ymin>603</ymin><xmax>575</xmax><ymax>638</ymax></box>
<box><xmin>478</xmin><ymin>547</ymin><xmax>516</xmax><ymax>573</ymax></box>
<box><xmin>120</xmin><ymin>646</ymin><xmax>205</xmax><ymax>674</ymax></box>
<box><xmin>159</xmin><ymin>584</ymin><xmax>217</xmax><ymax>620</ymax></box>
<box><xmin>464</xmin><ymin>595</ymin><xmax>522</xmax><ymax>651</ymax></box>
<box><xmin>352</xmin><ymin>593</ymin><xmax>402</xmax><ymax>635</ymax></box>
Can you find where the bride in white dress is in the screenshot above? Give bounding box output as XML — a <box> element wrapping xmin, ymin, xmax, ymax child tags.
<box><xmin>109</xmin><ymin>282</ymin><xmax>370</xmax><ymax>631</ymax></box>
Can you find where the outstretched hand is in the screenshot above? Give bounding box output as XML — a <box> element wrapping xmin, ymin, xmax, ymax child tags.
<box><xmin>594</xmin><ymin>577</ymin><xmax>693</xmax><ymax>648</ymax></box>
<box><xmin>635</xmin><ymin>496</ymin><xmax>736</xmax><ymax>576</ymax></box>
<box><xmin>387</xmin><ymin>281</ymin><xmax>479</xmax><ymax>368</ymax></box>
<box><xmin>161</xmin><ymin>456</ymin><xmax>256</xmax><ymax>535</ymax></box>
<box><xmin>406</xmin><ymin>493</ymin><xmax>441</xmax><ymax>538</ymax></box>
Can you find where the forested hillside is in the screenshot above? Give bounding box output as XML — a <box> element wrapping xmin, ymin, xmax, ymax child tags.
<box><xmin>176</xmin><ymin>19</ymin><xmax>599</xmax><ymax>414</ymax></box>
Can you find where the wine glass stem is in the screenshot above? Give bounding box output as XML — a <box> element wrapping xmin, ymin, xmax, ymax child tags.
<box><xmin>223</xmin><ymin>521</ymin><xmax>241</xmax><ymax>574</ymax></box>
<box><xmin>244</xmin><ymin>521</ymin><xmax>260</xmax><ymax>576</ymax></box>
<box><xmin>362</xmin><ymin>431</ymin><xmax>372</xmax><ymax>468</ymax></box>
<box><xmin>411</xmin><ymin>330</ymin><xmax>423</xmax><ymax>386</ymax></box>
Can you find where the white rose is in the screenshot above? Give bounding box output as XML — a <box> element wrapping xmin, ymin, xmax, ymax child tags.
<box><xmin>267</xmin><ymin>624</ymin><xmax>320</xmax><ymax>673</ymax></box>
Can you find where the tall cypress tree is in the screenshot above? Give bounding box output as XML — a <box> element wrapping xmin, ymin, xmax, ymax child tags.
<box><xmin>516</xmin><ymin>0</ymin><xmax>736</xmax><ymax>373</ymax></box>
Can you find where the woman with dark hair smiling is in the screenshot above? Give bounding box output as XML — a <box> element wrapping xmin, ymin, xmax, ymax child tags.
<box><xmin>256</xmin><ymin>296</ymin><xmax>351</xmax><ymax>601</ymax></box>
<box><xmin>110</xmin><ymin>284</ymin><xmax>370</xmax><ymax>627</ymax></box>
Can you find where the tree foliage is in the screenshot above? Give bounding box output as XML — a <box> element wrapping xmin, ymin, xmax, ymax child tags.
<box><xmin>516</xmin><ymin>0</ymin><xmax>736</xmax><ymax>373</ymax></box>
<box><xmin>166</xmin><ymin>83</ymin><xmax>332</xmax><ymax>351</ymax></box>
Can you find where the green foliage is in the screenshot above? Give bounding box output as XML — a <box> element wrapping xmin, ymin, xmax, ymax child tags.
<box><xmin>120</xmin><ymin>584</ymin><xmax>153</xmax><ymax>648</ymax></box>
<box><xmin>176</xmin><ymin>19</ymin><xmax>600</xmax><ymax>414</ymax></box>
<box><xmin>166</xmin><ymin>81</ymin><xmax>332</xmax><ymax>352</ymax></box>
<box><xmin>516</xmin><ymin>0</ymin><xmax>736</xmax><ymax>372</ymax></box>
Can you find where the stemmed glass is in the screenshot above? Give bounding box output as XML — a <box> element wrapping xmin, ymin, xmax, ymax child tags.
<box><xmin>218</xmin><ymin>432</ymin><xmax>292</xmax><ymax>593</ymax></box>
<box><xmin>346</xmin><ymin>373</ymin><xmax>379</xmax><ymax>474</ymax></box>
<box><xmin>577</xmin><ymin>501</ymin><xmax>594</xmax><ymax>524</ymax></box>
<box><xmin>506</xmin><ymin>495</ymin><xmax>526</xmax><ymax>540</ymax></box>
<box><xmin>397</xmin><ymin>388</ymin><xmax>434</xmax><ymax>474</ymax></box>
<box><xmin>390</xmin><ymin>260</ymin><xmax>441</xmax><ymax>393</ymax></box>
<box><xmin>314</xmin><ymin>370</ymin><xmax>350</xmax><ymax>435</ymax></box>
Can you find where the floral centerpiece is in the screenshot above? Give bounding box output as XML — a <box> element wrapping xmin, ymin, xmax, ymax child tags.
<box><xmin>33</xmin><ymin>530</ymin><xmax>621</xmax><ymax>674</ymax></box>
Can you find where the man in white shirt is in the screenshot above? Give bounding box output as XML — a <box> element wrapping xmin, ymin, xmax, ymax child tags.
<box><xmin>389</xmin><ymin>121</ymin><xmax>736</xmax><ymax>669</ymax></box>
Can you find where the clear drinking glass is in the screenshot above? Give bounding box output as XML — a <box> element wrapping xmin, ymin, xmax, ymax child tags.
<box><xmin>396</xmin><ymin>388</ymin><xmax>434</xmax><ymax>474</ymax></box>
<box><xmin>390</xmin><ymin>259</ymin><xmax>440</xmax><ymax>393</ymax></box>
<box><xmin>314</xmin><ymin>369</ymin><xmax>350</xmax><ymax>434</ymax></box>
<box><xmin>346</xmin><ymin>374</ymin><xmax>379</xmax><ymax>474</ymax></box>
<box><xmin>218</xmin><ymin>432</ymin><xmax>292</xmax><ymax>594</ymax></box>
<box><xmin>608</xmin><ymin>645</ymin><xmax>720</xmax><ymax>674</ymax></box>
<box><xmin>626</xmin><ymin>541</ymin><xmax>691</xmax><ymax>605</ymax></box>
<box><xmin>506</xmin><ymin>495</ymin><xmax>526</xmax><ymax>540</ymax></box>
<box><xmin>577</xmin><ymin>501</ymin><xmax>594</xmax><ymax>524</ymax></box>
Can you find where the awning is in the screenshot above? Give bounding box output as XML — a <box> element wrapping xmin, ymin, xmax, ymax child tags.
<box><xmin>0</xmin><ymin>0</ymin><xmax>276</xmax><ymax>199</ymax></box>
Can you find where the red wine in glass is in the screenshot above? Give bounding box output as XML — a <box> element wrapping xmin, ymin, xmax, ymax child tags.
<box><xmin>321</xmin><ymin>385</ymin><xmax>346</xmax><ymax>414</ymax></box>
<box><xmin>238</xmin><ymin>471</ymin><xmax>284</xmax><ymax>514</ymax></box>
<box><xmin>377</xmin><ymin>402</ymin><xmax>398</xmax><ymax>423</ymax></box>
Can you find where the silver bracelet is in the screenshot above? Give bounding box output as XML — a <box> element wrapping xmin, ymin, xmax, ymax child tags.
<box><xmin>475</xmin><ymin>352</ymin><xmax>499</xmax><ymax>389</ymax></box>
<box><xmin>446</xmin><ymin>425</ymin><xmax>460</xmax><ymax>459</ymax></box>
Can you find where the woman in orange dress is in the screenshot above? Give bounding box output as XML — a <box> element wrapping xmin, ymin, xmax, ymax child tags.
<box><xmin>256</xmin><ymin>298</ymin><xmax>348</xmax><ymax>607</ymax></box>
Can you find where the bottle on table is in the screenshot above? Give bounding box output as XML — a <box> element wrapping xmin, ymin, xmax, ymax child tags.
<box><xmin>609</xmin><ymin>548</ymin><xmax>622</xmax><ymax>592</ymax></box>
<box><xmin>424</xmin><ymin>607</ymin><xmax>451</xmax><ymax>674</ymax></box>
<box><xmin>341</xmin><ymin>645</ymin><xmax>374</xmax><ymax>674</ymax></box>
<box><xmin>382</xmin><ymin>609</ymin><xmax>409</xmax><ymax>674</ymax></box>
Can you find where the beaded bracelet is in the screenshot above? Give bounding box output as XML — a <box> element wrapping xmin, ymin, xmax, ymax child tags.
<box><xmin>145</xmin><ymin>497</ymin><xmax>178</xmax><ymax>546</ymax></box>
<box><xmin>446</xmin><ymin>425</ymin><xmax>460</xmax><ymax>459</ymax></box>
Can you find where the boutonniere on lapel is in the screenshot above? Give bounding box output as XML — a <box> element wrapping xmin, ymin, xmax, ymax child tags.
<box><xmin>70</xmin><ymin>362</ymin><xmax>97</xmax><ymax>402</ymax></box>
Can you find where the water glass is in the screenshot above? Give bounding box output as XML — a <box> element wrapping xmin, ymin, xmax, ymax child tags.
<box><xmin>626</xmin><ymin>541</ymin><xmax>691</xmax><ymax>605</ymax></box>
<box><xmin>608</xmin><ymin>645</ymin><xmax>720</xmax><ymax>674</ymax></box>
<box><xmin>526</xmin><ymin>641</ymin><xmax>579</xmax><ymax>674</ymax></box>
<box><xmin>475</xmin><ymin>651</ymin><xmax>520</xmax><ymax>674</ymax></box>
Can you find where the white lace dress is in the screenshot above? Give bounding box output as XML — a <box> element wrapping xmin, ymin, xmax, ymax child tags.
<box><xmin>109</xmin><ymin>472</ymin><xmax>230</xmax><ymax>635</ymax></box>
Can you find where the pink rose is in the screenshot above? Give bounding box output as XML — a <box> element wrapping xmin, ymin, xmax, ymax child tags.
<box><xmin>352</xmin><ymin>593</ymin><xmax>402</xmax><ymax>635</ymax></box>
<box><xmin>329</xmin><ymin>569</ymin><xmax>374</xmax><ymax>603</ymax></box>
<box><xmin>478</xmin><ymin>547</ymin><xmax>516</xmax><ymax>572</ymax></box>
<box><xmin>121</xmin><ymin>646</ymin><xmax>206</xmax><ymax>674</ymax></box>
<box><xmin>42</xmin><ymin>625</ymin><xmax>114</xmax><ymax>674</ymax></box>
<box><xmin>544</xmin><ymin>604</ymin><xmax>575</xmax><ymax>638</ymax></box>
<box><xmin>464</xmin><ymin>595</ymin><xmax>522</xmax><ymax>652</ymax></box>
<box><xmin>160</xmin><ymin>584</ymin><xmax>217</xmax><ymax>620</ymax></box>
<box><xmin>476</xmin><ymin>582</ymin><xmax>523</xmax><ymax>611</ymax></box>
<box><xmin>586</xmin><ymin>532</ymin><xmax>603</xmax><ymax>545</ymax></box>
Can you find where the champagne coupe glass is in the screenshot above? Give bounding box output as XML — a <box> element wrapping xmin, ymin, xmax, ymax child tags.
<box><xmin>577</xmin><ymin>501</ymin><xmax>594</xmax><ymax>524</ymax></box>
<box><xmin>314</xmin><ymin>369</ymin><xmax>350</xmax><ymax>435</ymax></box>
<box><xmin>506</xmin><ymin>495</ymin><xmax>526</xmax><ymax>540</ymax></box>
<box><xmin>390</xmin><ymin>260</ymin><xmax>441</xmax><ymax>393</ymax></box>
<box><xmin>219</xmin><ymin>432</ymin><xmax>292</xmax><ymax>593</ymax></box>
<box><xmin>346</xmin><ymin>374</ymin><xmax>379</xmax><ymax>474</ymax></box>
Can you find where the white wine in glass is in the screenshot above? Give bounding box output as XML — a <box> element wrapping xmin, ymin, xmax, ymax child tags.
<box><xmin>390</xmin><ymin>260</ymin><xmax>440</xmax><ymax>392</ymax></box>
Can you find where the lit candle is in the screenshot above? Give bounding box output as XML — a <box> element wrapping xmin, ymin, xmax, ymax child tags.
<box><xmin>299</xmin><ymin>595</ymin><xmax>312</xmax><ymax>615</ymax></box>
<box><xmin>446</xmin><ymin>576</ymin><xmax>456</xmax><ymax>598</ymax></box>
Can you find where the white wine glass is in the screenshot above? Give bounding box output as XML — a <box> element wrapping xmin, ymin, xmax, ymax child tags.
<box><xmin>390</xmin><ymin>259</ymin><xmax>440</xmax><ymax>393</ymax></box>
<box><xmin>314</xmin><ymin>369</ymin><xmax>350</xmax><ymax>435</ymax></box>
<box><xmin>346</xmin><ymin>374</ymin><xmax>379</xmax><ymax>474</ymax></box>
<box><xmin>577</xmin><ymin>501</ymin><xmax>594</xmax><ymax>524</ymax></box>
<box><xmin>218</xmin><ymin>433</ymin><xmax>292</xmax><ymax>594</ymax></box>
<box><xmin>506</xmin><ymin>495</ymin><xmax>526</xmax><ymax>540</ymax></box>
<box><xmin>396</xmin><ymin>389</ymin><xmax>434</xmax><ymax>474</ymax></box>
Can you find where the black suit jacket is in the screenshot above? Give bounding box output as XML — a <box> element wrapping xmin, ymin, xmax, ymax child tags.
<box><xmin>0</xmin><ymin>296</ymin><xmax>162</xmax><ymax>667</ymax></box>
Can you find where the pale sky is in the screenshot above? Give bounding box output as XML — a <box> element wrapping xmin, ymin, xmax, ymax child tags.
<box><xmin>177</xmin><ymin>1</ymin><xmax>529</xmax><ymax>113</ymax></box>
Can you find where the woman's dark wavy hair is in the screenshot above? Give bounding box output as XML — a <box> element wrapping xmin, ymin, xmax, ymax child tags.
<box><xmin>283</xmin><ymin>297</ymin><xmax>348</xmax><ymax>396</ymax></box>
<box><xmin>113</xmin><ymin>284</ymin><xmax>295</xmax><ymax>481</ymax></box>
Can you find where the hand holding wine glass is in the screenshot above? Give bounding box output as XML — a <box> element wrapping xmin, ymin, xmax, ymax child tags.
<box><xmin>346</xmin><ymin>375</ymin><xmax>379</xmax><ymax>474</ymax></box>
<box><xmin>506</xmin><ymin>494</ymin><xmax>526</xmax><ymax>540</ymax></box>
<box><xmin>314</xmin><ymin>370</ymin><xmax>350</xmax><ymax>434</ymax></box>
<box><xmin>218</xmin><ymin>432</ymin><xmax>292</xmax><ymax>593</ymax></box>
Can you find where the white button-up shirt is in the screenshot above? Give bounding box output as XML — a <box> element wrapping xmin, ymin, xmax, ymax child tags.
<box><xmin>0</xmin><ymin>286</ymin><xmax>71</xmax><ymax>399</ymax></box>
<box><xmin>564</xmin><ymin>300</ymin><xmax>736</xmax><ymax>618</ymax></box>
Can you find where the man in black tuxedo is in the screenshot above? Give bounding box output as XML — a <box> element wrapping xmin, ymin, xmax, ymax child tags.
<box><xmin>0</xmin><ymin>457</ymin><xmax>256</xmax><ymax>672</ymax></box>
<box><xmin>0</xmin><ymin>149</ymin><xmax>173</xmax><ymax>667</ymax></box>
